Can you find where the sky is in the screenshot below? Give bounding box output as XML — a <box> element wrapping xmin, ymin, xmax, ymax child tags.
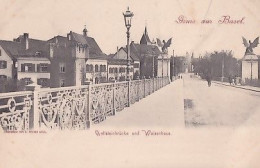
<box><xmin>0</xmin><ymin>0</ymin><xmax>260</xmax><ymax>58</ymax></box>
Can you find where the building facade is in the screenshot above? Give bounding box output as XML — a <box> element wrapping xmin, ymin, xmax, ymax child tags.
<box><xmin>0</xmin><ymin>33</ymin><xmax>51</xmax><ymax>88</ymax></box>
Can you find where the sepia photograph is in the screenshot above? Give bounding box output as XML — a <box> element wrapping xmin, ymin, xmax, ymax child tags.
<box><xmin>0</xmin><ymin>0</ymin><xmax>260</xmax><ymax>167</ymax></box>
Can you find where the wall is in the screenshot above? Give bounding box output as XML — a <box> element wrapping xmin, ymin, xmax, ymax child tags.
<box><xmin>0</xmin><ymin>46</ymin><xmax>13</xmax><ymax>78</ymax></box>
<box><xmin>85</xmin><ymin>59</ymin><xmax>107</xmax><ymax>83</ymax></box>
<box><xmin>108</xmin><ymin>64</ymin><xmax>134</xmax><ymax>81</ymax></box>
<box><xmin>50</xmin><ymin>50</ymin><xmax>75</xmax><ymax>88</ymax></box>
<box><xmin>17</xmin><ymin>58</ymin><xmax>50</xmax><ymax>85</ymax></box>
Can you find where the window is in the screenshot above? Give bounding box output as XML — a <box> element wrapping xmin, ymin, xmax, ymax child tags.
<box><xmin>37</xmin><ymin>78</ymin><xmax>49</xmax><ymax>87</ymax></box>
<box><xmin>60</xmin><ymin>79</ymin><xmax>65</xmax><ymax>87</ymax></box>
<box><xmin>37</xmin><ymin>64</ymin><xmax>48</xmax><ymax>72</ymax></box>
<box><xmin>114</xmin><ymin>68</ymin><xmax>118</xmax><ymax>73</ymax></box>
<box><xmin>109</xmin><ymin>68</ymin><xmax>113</xmax><ymax>73</ymax></box>
<box><xmin>86</xmin><ymin>64</ymin><xmax>91</xmax><ymax>72</ymax></box>
<box><xmin>0</xmin><ymin>75</ymin><xmax>7</xmax><ymax>79</ymax></box>
<box><xmin>21</xmin><ymin>63</ymin><xmax>35</xmax><ymax>72</ymax></box>
<box><xmin>95</xmin><ymin>65</ymin><xmax>99</xmax><ymax>72</ymax></box>
<box><xmin>59</xmin><ymin>63</ymin><xmax>65</xmax><ymax>73</ymax></box>
<box><xmin>134</xmin><ymin>63</ymin><xmax>139</xmax><ymax>68</ymax></box>
<box><xmin>0</xmin><ymin>61</ymin><xmax>7</xmax><ymax>69</ymax></box>
<box><xmin>90</xmin><ymin>65</ymin><xmax>93</xmax><ymax>72</ymax></box>
<box><xmin>22</xmin><ymin>78</ymin><xmax>32</xmax><ymax>85</ymax></box>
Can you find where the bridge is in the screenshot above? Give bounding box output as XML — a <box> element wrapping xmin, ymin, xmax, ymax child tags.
<box><xmin>1</xmin><ymin>74</ymin><xmax>260</xmax><ymax>132</ymax></box>
<box><xmin>0</xmin><ymin>77</ymin><xmax>172</xmax><ymax>131</ymax></box>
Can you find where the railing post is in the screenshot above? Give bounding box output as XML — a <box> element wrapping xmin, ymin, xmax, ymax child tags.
<box><xmin>137</xmin><ymin>80</ymin><xmax>140</xmax><ymax>102</ymax></box>
<box><xmin>153</xmin><ymin>78</ymin><xmax>155</xmax><ymax>93</ymax></box>
<box><xmin>86</xmin><ymin>84</ymin><xmax>91</xmax><ymax>129</ymax></box>
<box><xmin>127</xmin><ymin>81</ymin><xmax>130</xmax><ymax>107</ymax></box>
<box><xmin>112</xmin><ymin>83</ymin><xmax>116</xmax><ymax>115</ymax></box>
<box><xmin>143</xmin><ymin>78</ymin><xmax>146</xmax><ymax>98</ymax></box>
<box><xmin>32</xmin><ymin>89</ymin><xmax>39</xmax><ymax>130</ymax></box>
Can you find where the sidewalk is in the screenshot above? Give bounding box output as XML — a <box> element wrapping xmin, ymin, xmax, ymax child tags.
<box><xmin>213</xmin><ymin>81</ymin><xmax>260</xmax><ymax>92</ymax></box>
<box><xmin>93</xmin><ymin>79</ymin><xmax>185</xmax><ymax>128</ymax></box>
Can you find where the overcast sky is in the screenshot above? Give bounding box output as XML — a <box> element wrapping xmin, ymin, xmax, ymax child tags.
<box><xmin>0</xmin><ymin>0</ymin><xmax>259</xmax><ymax>58</ymax></box>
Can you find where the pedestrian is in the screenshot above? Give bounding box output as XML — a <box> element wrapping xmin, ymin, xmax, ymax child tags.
<box><xmin>228</xmin><ymin>76</ymin><xmax>232</xmax><ymax>85</ymax></box>
<box><xmin>206</xmin><ymin>74</ymin><xmax>211</xmax><ymax>87</ymax></box>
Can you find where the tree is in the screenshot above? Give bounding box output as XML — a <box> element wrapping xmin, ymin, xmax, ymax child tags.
<box><xmin>0</xmin><ymin>78</ymin><xmax>29</xmax><ymax>93</ymax></box>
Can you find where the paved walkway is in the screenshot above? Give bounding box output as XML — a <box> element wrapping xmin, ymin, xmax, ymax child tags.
<box><xmin>213</xmin><ymin>81</ymin><xmax>260</xmax><ymax>92</ymax></box>
<box><xmin>93</xmin><ymin>79</ymin><xmax>185</xmax><ymax>129</ymax></box>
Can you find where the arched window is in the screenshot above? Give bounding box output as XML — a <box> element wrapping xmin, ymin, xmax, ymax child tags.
<box><xmin>95</xmin><ymin>65</ymin><xmax>99</xmax><ymax>72</ymax></box>
<box><xmin>86</xmin><ymin>64</ymin><xmax>90</xmax><ymax>72</ymax></box>
<box><xmin>90</xmin><ymin>65</ymin><xmax>93</xmax><ymax>72</ymax></box>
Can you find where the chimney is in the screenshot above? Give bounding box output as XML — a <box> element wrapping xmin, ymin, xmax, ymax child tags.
<box><xmin>67</xmin><ymin>31</ymin><xmax>72</xmax><ymax>40</ymax></box>
<box><xmin>83</xmin><ymin>25</ymin><xmax>88</xmax><ymax>37</ymax></box>
<box><xmin>49</xmin><ymin>43</ymin><xmax>54</xmax><ymax>58</ymax></box>
<box><xmin>117</xmin><ymin>46</ymin><xmax>119</xmax><ymax>58</ymax></box>
<box><xmin>55</xmin><ymin>36</ymin><xmax>58</xmax><ymax>43</ymax></box>
<box><xmin>23</xmin><ymin>33</ymin><xmax>29</xmax><ymax>50</ymax></box>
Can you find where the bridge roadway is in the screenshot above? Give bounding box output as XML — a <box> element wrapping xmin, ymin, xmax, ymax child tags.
<box><xmin>1</xmin><ymin>74</ymin><xmax>260</xmax><ymax>168</ymax></box>
<box><xmin>93</xmin><ymin>73</ymin><xmax>260</xmax><ymax>128</ymax></box>
<box><xmin>93</xmin><ymin>78</ymin><xmax>185</xmax><ymax>129</ymax></box>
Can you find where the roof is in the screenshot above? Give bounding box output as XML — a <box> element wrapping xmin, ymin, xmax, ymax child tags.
<box><xmin>47</xmin><ymin>36</ymin><xmax>69</xmax><ymax>46</ymax></box>
<box><xmin>85</xmin><ymin>36</ymin><xmax>104</xmax><ymax>58</ymax></box>
<box><xmin>70</xmin><ymin>31</ymin><xmax>106</xmax><ymax>58</ymax></box>
<box><xmin>121</xmin><ymin>47</ymin><xmax>140</xmax><ymax>61</ymax></box>
<box><xmin>0</xmin><ymin>38</ymin><xmax>49</xmax><ymax>59</ymax></box>
<box><xmin>20</xmin><ymin>39</ymin><xmax>49</xmax><ymax>57</ymax></box>
<box><xmin>108</xmin><ymin>58</ymin><xmax>134</xmax><ymax>65</ymax></box>
<box><xmin>71</xmin><ymin>32</ymin><xmax>88</xmax><ymax>45</ymax></box>
<box><xmin>130</xmin><ymin>42</ymin><xmax>161</xmax><ymax>58</ymax></box>
<box><xmin>0</xmin><ymin>40</ymin><xmax>22</xmax><ymax>58</ymax></box>
<box><xmin>140</xmin><ymin>27</ymin><xmax>152</xmax><ymax>45</ymax></box>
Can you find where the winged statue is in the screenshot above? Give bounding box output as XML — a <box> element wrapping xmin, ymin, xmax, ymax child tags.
<box><xmin>156</xmin><ymin>38</ymin><xmax>172</xmax><ymax>54</ymax></box>
<box><xmin>242</xmin><ymin>37</ymin><xmax>259</xmax><ymax>55</ymax></box>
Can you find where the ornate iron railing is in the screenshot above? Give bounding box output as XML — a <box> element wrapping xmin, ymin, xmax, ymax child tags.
<box><xmin>37</xmin><ymin>86</ymin><xmax>89</xmax><ymax>130</ymax></box>
<box><xmin>0</xmin><ymin>91</ymin><xmax>33</xmax><ymax>131</ymax></box>
<box><xmin>0</xmin><ymin>77</ymin><xmax>170</xmax><ymax>131</ymax></box>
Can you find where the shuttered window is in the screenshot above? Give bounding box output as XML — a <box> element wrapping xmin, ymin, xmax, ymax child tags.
<box><xmin>21</xmin><ymin>63</ymin><xmax>35</xmax><ymax>72</ymax></box>
<box><xmin>0</xmin><ymin>61</ymin><xmax>7</xmax><ymax>69</ymax></box>
<box><xmin>59</xmin><ymin>63</ymin><xmax>65</xmax><ymax>73</ymax></box>
<box><xmin>37</xmin><ymin>64</ymin><xmax>49</xmax><ymax>72</ymax></box>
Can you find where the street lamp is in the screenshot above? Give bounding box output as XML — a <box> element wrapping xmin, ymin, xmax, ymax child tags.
<box><xmin>123</xmin><ymin>7</ymin><xmax>134</xmax><ymax>81</ymax></box>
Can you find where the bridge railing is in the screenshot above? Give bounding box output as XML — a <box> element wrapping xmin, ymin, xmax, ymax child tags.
<box><xmin>0</xmin><ymin>77</ymin><xmax>170</xmax><ymax>131</ymax></box>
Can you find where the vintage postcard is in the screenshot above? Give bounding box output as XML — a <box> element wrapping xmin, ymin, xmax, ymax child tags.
<box><xmin>0</xmin><ymin>0</ymin><xmax>260</xmax><ymax>167</ymax></box>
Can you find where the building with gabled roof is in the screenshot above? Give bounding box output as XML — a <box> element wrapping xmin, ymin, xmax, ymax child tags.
<box><xmin>0</xmin><ymin>33</ymin><xmax>51</xmax><ymax>90</ymax></box>
<box><xmin>48</xmin><ymin>27</ymin><xmax>109</xmax><ymax>86</ymax></box>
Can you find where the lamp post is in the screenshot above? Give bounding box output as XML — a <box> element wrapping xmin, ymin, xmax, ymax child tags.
<box><xmin>123</xmin><ymin>7</ymin><xmax>134</xmax><ymax>81</ymax></box>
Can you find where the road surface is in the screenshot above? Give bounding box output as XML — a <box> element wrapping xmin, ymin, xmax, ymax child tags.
<box><xmin>183</xmin><ymin>74</ymin><xmax>260</xmax><ymax>127</ymax></box>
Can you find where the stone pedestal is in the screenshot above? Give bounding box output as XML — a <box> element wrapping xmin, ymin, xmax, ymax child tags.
<box><xmin>241</xmin><ymin>54</ymin><xmax>259</xmax><ymax>82</ymax></box>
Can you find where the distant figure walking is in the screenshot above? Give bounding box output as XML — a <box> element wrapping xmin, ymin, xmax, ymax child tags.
<box><xmin>228</xmin><ymin>76</ymin><xmax>232</xmax><ymax>85</ymax></box>
<box><xmin>206</xmin><ymin>75</ymin><xmax>212</xmax><ymax>87</ymax></box>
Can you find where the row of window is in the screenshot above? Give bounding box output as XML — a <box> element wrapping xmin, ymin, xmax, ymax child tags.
<box><xmin>109</xmin><ymin>67</ymin><xmax>134</xmax><ymax>73</ymax></box>
<box><xmin>20</xmin><ymin>77</ymin><xmax>49</xmax><ymax>87</ymax></box>
<box><xmin>86</xmin><ymin>64</ymin><xmax>106</xmax><ymax>72</ymax></box>
<box><xmin>0</xmin><ymin>61</ymin><xmax>49</xmax><ymax>72</ymax></box>
<box><xmin>21</xmin><ymin>63</ymin><xmax>49</xmax><ymax>72</ymax></box>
